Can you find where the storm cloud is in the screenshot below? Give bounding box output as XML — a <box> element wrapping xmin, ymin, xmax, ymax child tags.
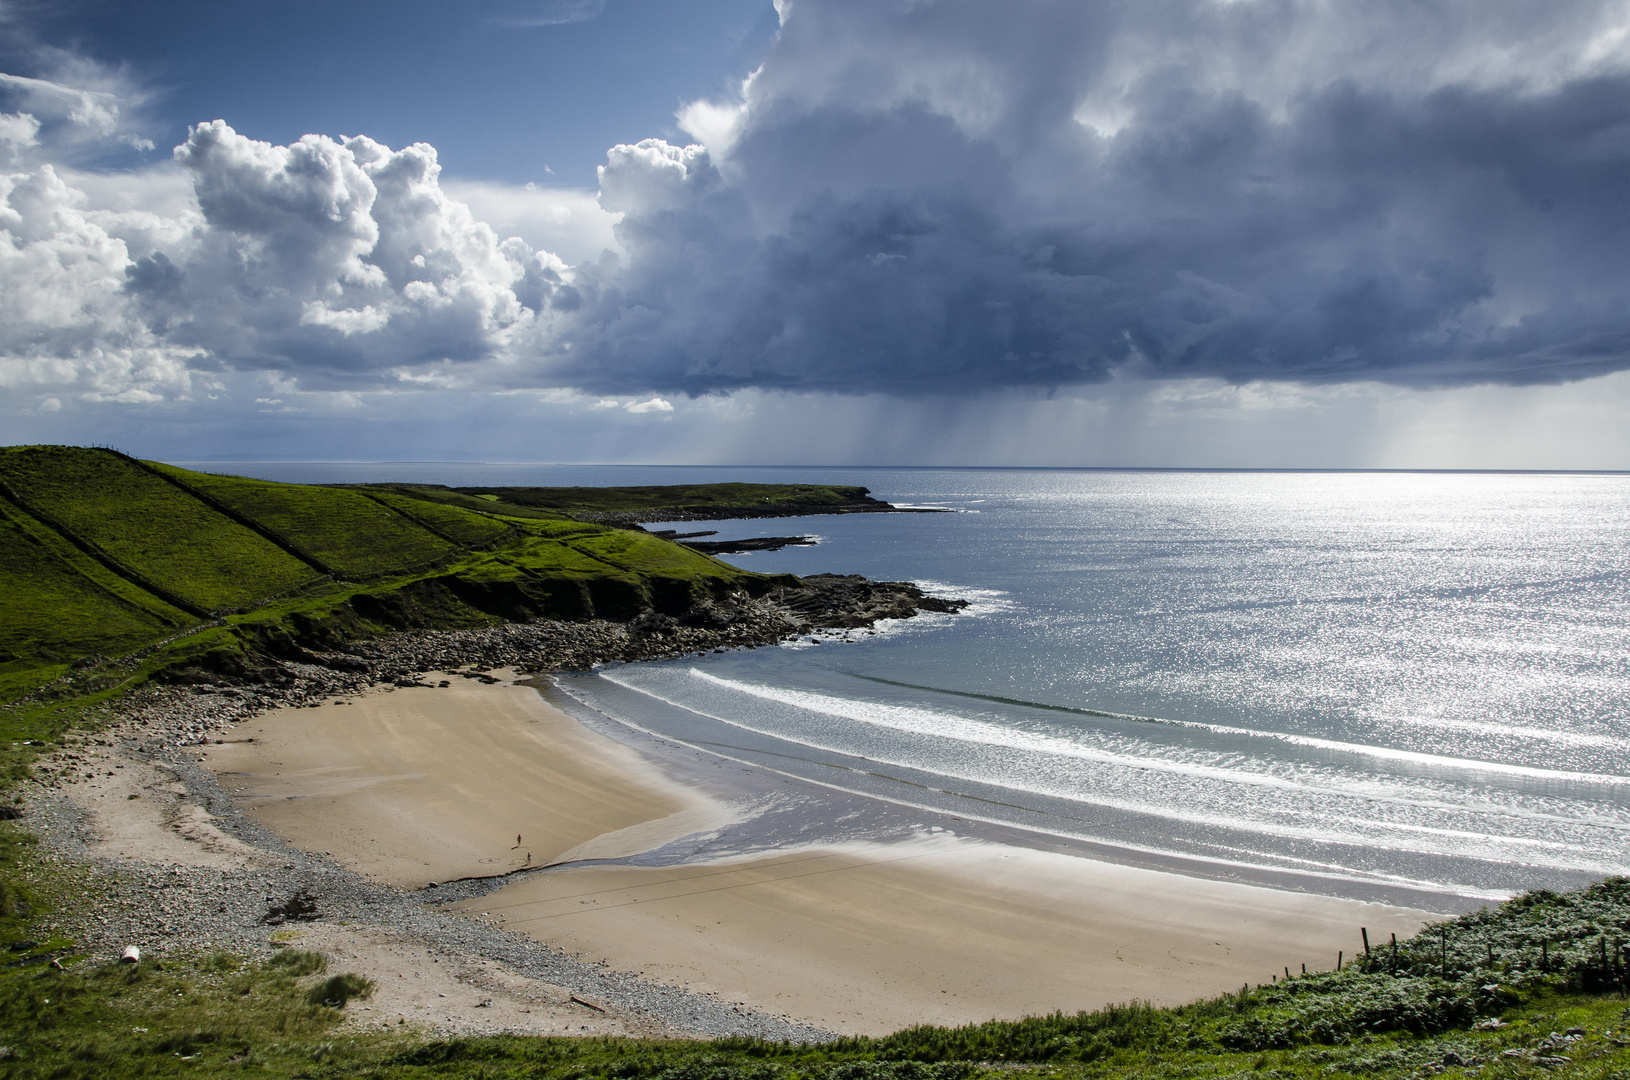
<box><xmin>7</xmin><ymin>0</ymin><xmax>1630</xmax><ymax>404</ymax></box>
<box><xmin>554</xmin><ymin>0</ymin><xmax>1630</xmax><ymax>393</ymax></box>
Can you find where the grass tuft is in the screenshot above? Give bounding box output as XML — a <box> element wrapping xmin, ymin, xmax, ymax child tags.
<box><xmin>267</xmin><ymin>949</ymin><xmax>327</xmax><ymax>976</ymax></box>
<box><xmin>305</xmin><ymin>972</ymin><xmax>373</xmax><ymax>1008</ymax></box>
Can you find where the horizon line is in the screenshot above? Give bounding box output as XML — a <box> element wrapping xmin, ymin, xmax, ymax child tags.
<box><xmin>164</xmin><ymin>459</ymin><xmax>1630</xmax><ymax>476</ymax></box>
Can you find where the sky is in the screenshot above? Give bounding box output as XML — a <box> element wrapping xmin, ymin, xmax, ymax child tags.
<box><xmin>4</xmin><ymin>0</ymin><xmax>1630</xmax><ymax>468</ymax></box>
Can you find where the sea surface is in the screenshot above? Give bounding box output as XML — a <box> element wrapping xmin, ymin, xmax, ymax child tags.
<box><xmin>203</xmin><ymin>464</ymin><xmax>1630</xmax><ymax>902</ymax></box>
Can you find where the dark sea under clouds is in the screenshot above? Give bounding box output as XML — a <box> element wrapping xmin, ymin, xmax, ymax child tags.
<box><xmin>213</xmin><ymin>463</ymin><xmax>1630</xmax><ymax>904</ymax></box>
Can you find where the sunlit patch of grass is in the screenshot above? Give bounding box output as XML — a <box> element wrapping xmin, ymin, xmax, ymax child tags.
<box><xmin>0</xmin><ymin>445</ymin><xmax>323</xmax><ymax>614</ymax></box>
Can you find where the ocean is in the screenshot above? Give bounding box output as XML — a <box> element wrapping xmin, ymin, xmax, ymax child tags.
<box><xmin>203</xmin><ymin>463</ymin><xmax>1630</xmax><ymax>902</ymax></box>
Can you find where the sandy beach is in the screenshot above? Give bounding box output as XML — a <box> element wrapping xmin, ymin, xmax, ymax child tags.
<box><xmin>206</xmin><ymin>671</ymin><xmax>734</xmax><ymax>888</ymax></box>
<box><xmin>455</xmin><ymin>839</ymin><xmax>1429</xmax><ymax>1034</ymax></box>
<box><xmin>200</xmin><ymin>670</ymin><xmax>1440</xmax><ymax>1035</ymax></box>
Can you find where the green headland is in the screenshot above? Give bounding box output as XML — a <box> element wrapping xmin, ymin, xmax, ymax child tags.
<box><xmin>0</xmin><ymin>445</ymin><xmax>868</xmax><ymax>708</ymax></box>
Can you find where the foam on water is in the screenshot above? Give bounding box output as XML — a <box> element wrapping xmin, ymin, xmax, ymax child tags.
<box><xmin>595</xmin><ymin>665</ymin><xmax>1630</xmax><ymax>879</ymax></box>
<box><xmin>847</xmin><ymin>675</ymin><xmax>1630</xmax><ymax>783</ymax></box>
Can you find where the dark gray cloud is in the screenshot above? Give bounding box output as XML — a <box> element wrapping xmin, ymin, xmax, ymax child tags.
<box><xmin>546</xmin><ymin>0</ymin><xmax>1630</xmax><ymax>394</ymax></box>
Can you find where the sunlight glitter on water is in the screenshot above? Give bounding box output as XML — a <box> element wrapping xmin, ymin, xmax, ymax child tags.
<box><xmin>228</xmin><ymin>463</ymin><xmax>1630</xmax><ymax>897</ymax></box>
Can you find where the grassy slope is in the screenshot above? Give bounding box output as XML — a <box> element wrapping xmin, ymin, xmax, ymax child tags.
<box><xmin>0</xmin><ymin>496</ymin><xmax>191</xmax><ymax>670</ymax></box>
<box><xmin>337</xmin><ymin>483</ymin><xmax>574</xmax><ymax>522</ymax></box>
<box><xmin>361</xmin><ymin>489</ymin><xmax>516</xmax><ymax>547</ymax></box>
<box><xmin>0</xmin><ymin>446</ymin><xmax>772</xmax><ymax>705</ymax></box>
<box><xmin>150</xmin><ymin>464</ymin><xmax>459</xmax><ymax>577</ymax></box>
<box><xmin>0</xmin><ymin>446</ymin><xmax>322</xmax><ymax>613</ymax></box>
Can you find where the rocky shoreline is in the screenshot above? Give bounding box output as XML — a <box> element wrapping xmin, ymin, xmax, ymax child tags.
<box><xmin>19</xmin><ymin>573</ymin><xmax>966</xmax><ymax>709</ymax></box>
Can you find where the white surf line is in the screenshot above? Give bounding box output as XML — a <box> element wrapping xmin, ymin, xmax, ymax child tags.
<box><xmin>699</xmin><ymin>671</ymin><xmax>1630</xmax><ymax>788</ymax></box>
<box><xmin>555</xmin><ymin>677</ymin><xmax>1507</xmax><ymax>902</ymax></box>
<box><xmin>680</xmin><ymin>670</ymin><xmax>1630</xmax><ymax>836</ymax></box>
<box><xmin>592</xmin><ymin>673</ymin><xmax>1625</xmax><ymax>877</ymax></box>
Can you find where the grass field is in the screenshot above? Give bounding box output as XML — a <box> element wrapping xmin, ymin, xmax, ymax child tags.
<box><xmin>0</xmin><ymin>447</ymin><xmax>322</xmax><ymax>614</ymax></box>
<box><xmin>359</xmin><ymin>489</ymin><xmax>516</xmax><ymax>548</ymax></box>
<box><xmin>340</xmin><ymin>481</ymin><xmax>892</xmax><ymax>523</ymax></box>
<box><xmin>444</xmin><ymin>481</ymin><xmax>885</xmax><ymax>518</ymax></box>
<box><xmin>334</xmin><ymin>483</ymin><xmax>587</xmax><ymax>522</ymax></box>
<box><xmin>153</xmin><ymin>464</ymin><xmax>460</xmax><ymax>577</ymax></box>
<box><xmin>0</xmin><ymin>496</ymin><xmax>193</xmax><ymax>671</ymax></box>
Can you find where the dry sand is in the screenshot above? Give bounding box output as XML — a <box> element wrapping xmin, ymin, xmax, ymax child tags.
<box><xmin>199</xmin><ymin>670</ymin><xmax>1441</xmax><ymax>1035</ymax></box>
<box><xmin>40</xmin><ymin>691</ymin><xmax>691</xmax><ymax>1039</ymax></box>
<box><xmin>53</xmin><ymin>743</ymin><xmax>272</xmax><ymax>871</ymax></box>
<box><xmin>456</xmin><ymin>837</ymin><xmax>1433</xmax><ymax>1035</ymax></box>
<box><xmin>264</xmin><ymin>921</ymin><xmax>672</xmax><ymax>1039</ymax></box>
<box><xmin>205</xmin><ymin>671</ymin><xmax>734</xmax><ymax>888</ymax></box>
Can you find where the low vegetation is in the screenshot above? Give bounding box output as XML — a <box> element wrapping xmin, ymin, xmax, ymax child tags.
<box><xmin>0</xmin><ymin>445</ymin><xmax>321</xmax><ymax>616</ymax></box>
<box><xmin>0</xmin><ymin>498</ymin><xmax>190</xmax><ymax>676</ymax></box>
<box><xmin>149</xmin><ymin>463</ymin><xmax>462</xmax><ymax>577</ymax></box>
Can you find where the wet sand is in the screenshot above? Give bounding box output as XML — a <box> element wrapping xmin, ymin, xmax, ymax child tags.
<box><xmin>207</xmin><ymin>672</ymin><xmax>1439</xmax><ymax>1035</ymax></box>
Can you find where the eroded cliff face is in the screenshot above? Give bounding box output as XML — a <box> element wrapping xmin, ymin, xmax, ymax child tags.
<box><xmin>107</xmin><ymin>573</ymin><xmax>963</xmax><ymax>697</ymax></box>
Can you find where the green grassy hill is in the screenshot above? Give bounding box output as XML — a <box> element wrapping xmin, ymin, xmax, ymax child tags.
<box><xmin>0</xmin><ymin>496</ymin><xmax>192</xmax><ymax>668</ymax></box>
<box><xmin>361</xmin><ymin>488</ymin><xmax>516</xmax><ymax>547</ymax></box>
<box><xmin>0</xmin><ymin>446</ymin><xmax>323</xmax><ymax>617</ymax></box>
<box><xmin>0</xmin><ymin>446</ymin><xmax>778</xmax><ymax>704</ymax></box>
<box><xmin>147</xmin><ymin>463</ymin><xmax>464</xmax><ymax>577</ymax></box>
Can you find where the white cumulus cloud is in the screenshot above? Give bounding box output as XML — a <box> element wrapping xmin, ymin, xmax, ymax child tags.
<box><xmin>147</xmin><ymin>122</ymin><xmax>578</xmax><ymax>387</ymax></box>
